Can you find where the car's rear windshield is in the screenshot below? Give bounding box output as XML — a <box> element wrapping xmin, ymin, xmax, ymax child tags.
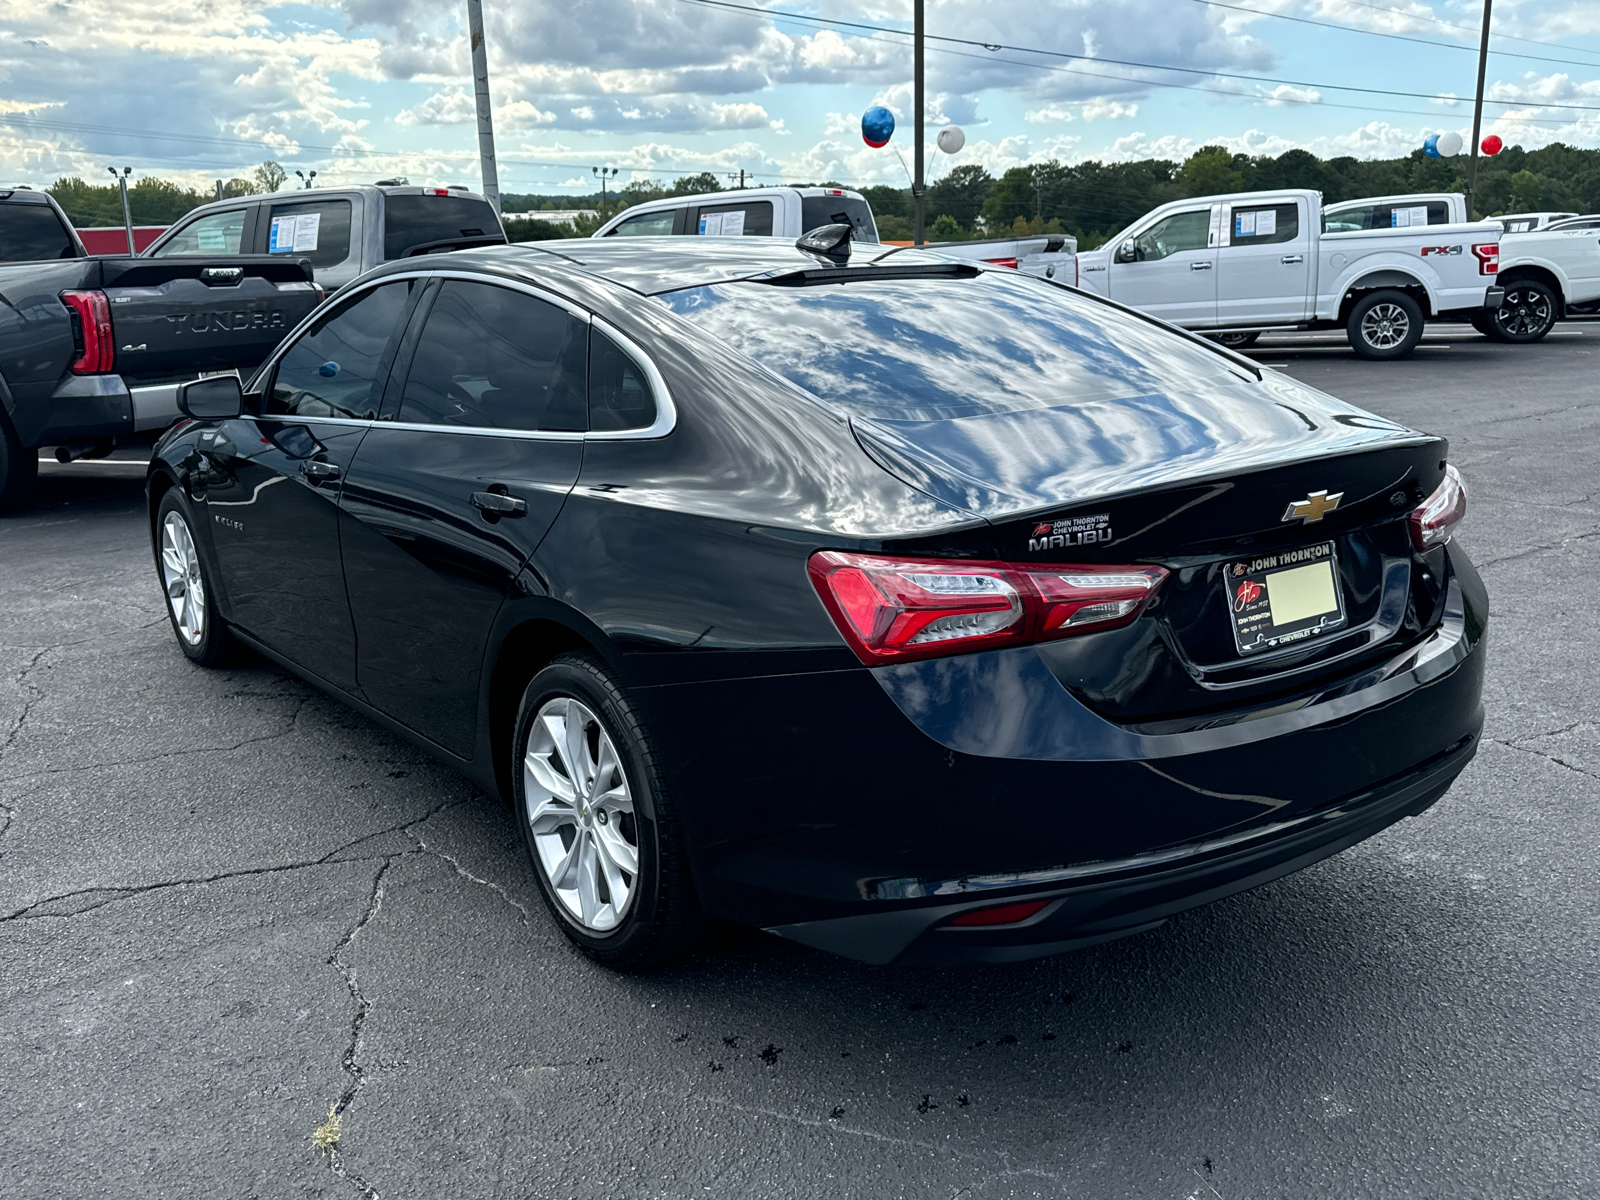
<box><xmin>0</xmin><ymin>203</ymin><xmax>79</xmax><ymax>262</ymax></box>
<box><xmin>383</xmin><ymin>194</ymin><xmax>503</xmax><ymax>259</ymax></box>
<box><xmin>801</xmin><ymin>196</ymin><xmax>879</xmax><ymax>244</ymax></box>
<box><xmin>659</xmin><ymin>269</ymin><xmax>1248</xmax><ymax>421</ymax></box>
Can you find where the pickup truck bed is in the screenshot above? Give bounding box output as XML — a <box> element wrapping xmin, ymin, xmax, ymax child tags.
<box><xmin>0</xmin><ymin>253</ymin><xmax>319</xmax><ymax>510</ymax></box>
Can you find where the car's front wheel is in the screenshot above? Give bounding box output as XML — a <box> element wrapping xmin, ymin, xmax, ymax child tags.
<box><xmin>513</xmin><ymin>654</ymin><xmax>704</xmax><ymax>968</ymax></box>
<box><xmin>1208</xmin><ymin>330</ymin><xmax>1260</xmax><ymax>348</ymax></box>
<box><xmin>1347</xmin><ymin>290</ymin><xmax>1425</xmax><ymax>360</ymax></box>
<box><xmin>155</xmin><ymin>489</ymin><xmax>235</xmax><ymax>666</ymax></box>
<box><xmin>1484</xmin><ymin>280</ymin><xmax>1558</xmax><ymax>342</ymax></box>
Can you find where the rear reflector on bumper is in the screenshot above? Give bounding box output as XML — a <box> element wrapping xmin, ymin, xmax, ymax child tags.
<box><xmin>945</xmin><ymin>899</ymin><xmax>1051</xmax><ymax>927</ymax></box>
<box><xmin>808</xmin><ymin>551</ymin><xmax>1168</xmax><ymax>664</ymax></box>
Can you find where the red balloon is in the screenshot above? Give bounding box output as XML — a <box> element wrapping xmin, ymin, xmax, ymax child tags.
<box><xmin>1481</xmin><ymin>134</ymin><xmax>1503</xmax><ymax>155</ymax></box>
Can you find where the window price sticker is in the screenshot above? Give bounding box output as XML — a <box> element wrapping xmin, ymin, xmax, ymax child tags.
<box><xmin>269</xmin><ymin>212</ymin><xmax>322</xmax><ymax>253</ymax></box>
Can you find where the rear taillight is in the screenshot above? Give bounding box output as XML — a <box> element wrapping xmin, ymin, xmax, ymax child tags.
<box><xmin>983</xmin><ymin>256</ymin><xmax>1020</xmax><ymax>269</ymax></box>
<box><xmin>61</xmin><ymin>290</ymin><xmax>113</xmax><ymax>374</ymax></box>
<box><xmin>428</xmin><ymin>187</ymin><xmax>450</xmax><ymax>196</ymax></box>
<box><xmin>1410</xmin><ymin>464</ymin><xmax>1467</xmax><ymax>550</ymax></box>
<box><xmin>1472</xmin><ymin>243</ymin><xmax>1498</xmax><ymax>275</ymax></box>
<box><xmin>808</xmin><ymin>551</ymin><xmax>1168</xmax><ymax>664</ymax></box>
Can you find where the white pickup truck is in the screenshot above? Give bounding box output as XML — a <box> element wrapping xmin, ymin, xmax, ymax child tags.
<box><xmin>1072</xmin><ymin>187</ymin><xmax>1503</xmax><ymax>359</ymax></box>
<box><xmin>1484</xmin><ymin>212</ymin><xmax>1600</xmax><ymax>340</ymax></box>
<box><xmin>591</xmin><ymin>185</ymin><xmax>1078</xmax><ymax>281</ymax></box>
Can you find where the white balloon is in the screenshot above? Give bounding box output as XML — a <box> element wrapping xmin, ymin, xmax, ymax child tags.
<box><xmin>1437</xmin><ymin>131</ymin><xmax>1463</xmax><ymax>157</ymax></box>
<box><xmin>937</xmin><ymin>126</ymin><xmax>965</xmax><ymax>154</ymax></box>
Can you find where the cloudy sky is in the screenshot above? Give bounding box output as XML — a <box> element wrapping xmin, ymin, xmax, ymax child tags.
<box><xmin>2</xmin><ymin>0</ymin><xmax>1599</xmax><ymax>195</ymax></box>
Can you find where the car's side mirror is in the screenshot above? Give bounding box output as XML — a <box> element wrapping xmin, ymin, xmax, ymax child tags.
<box><xmin>178</xmin><ymin>375</ymin><xmax>243</xmax><ymax>420</ymax></box>
<box><xmin>1115</xmin><ymin>238</ymin><xmax>1138</xmax><ymax>264</ymax></box>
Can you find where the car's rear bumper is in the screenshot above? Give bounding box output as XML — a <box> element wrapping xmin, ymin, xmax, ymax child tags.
<box><xmin>766</xmin><ymin>728</ymin><xmax>1474</xmax><ymax>964</ymax></box>
<box><xmin>636</xmin><ymin>546</ymin><xmax>1487</xmax><ymax>962</ymax></box>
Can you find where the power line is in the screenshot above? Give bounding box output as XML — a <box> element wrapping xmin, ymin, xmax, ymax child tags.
<box><xmin>1188</xmin><ymin>0</ymin><xmax>1600</xmax><ymax>69</ymax></box>
<box><xmin>1328</xmin><ymin>0</ymin><xmax>1600</xmax><ymax>60</ymax></box>
<box><xmin>675</xmin><ymin>0</ymin><xmax>1600</xmax><ymax>113</ymax></box>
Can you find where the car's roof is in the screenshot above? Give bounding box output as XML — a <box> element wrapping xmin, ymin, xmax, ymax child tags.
<box><xmin>0</xmin><ymin>188</ymin><xmax>55</xmax><ymax>205</ymax></box>
<box><xmin>421</xmin><ymin>236</ymin><xmax>950</xmax><ymax>297</ymax></box>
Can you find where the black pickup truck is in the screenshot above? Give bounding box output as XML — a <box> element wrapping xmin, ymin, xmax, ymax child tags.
<box><xmin>0</xmin><ymin>188</ymin><xmax>321</xmax><ymax>511</ymax></box>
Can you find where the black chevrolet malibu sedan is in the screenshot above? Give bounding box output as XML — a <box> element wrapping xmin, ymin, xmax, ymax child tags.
<box><xmin>147</xmin><ymin>233</ymin><xmax>1485</xmax><ymax>968</ymax></box>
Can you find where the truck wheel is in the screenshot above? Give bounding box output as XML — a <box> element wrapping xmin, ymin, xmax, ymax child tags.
<box><xmin>1485</xmin><ymin>281</ymin><xmax>1557</xmax><ymax>343</ymax></box>
<box><xmin>1347</xmin><ymin>290</ymin><xmax>1424</xmax><ymax>360</ymax></box>
<box><xmin>0</xmin><ymin>414</ymin><xmax>38</xmax><ymax>514</ymax></box>
<box><xmin>1470</xmin><ymin>312</ymin><xmax>1498</xmax><ymax>339</ymax></box>
<box><xmin>1209</xmin><ymin>331</ymin><xmax>1260</xmax><ymax>349</ymax></box>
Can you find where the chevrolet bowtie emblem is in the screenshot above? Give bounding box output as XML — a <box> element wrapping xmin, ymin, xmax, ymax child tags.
<box><xmin>1283</xmin><ymin>490</ymin><xmax>1343</xmax><ymax>523</ymax></box>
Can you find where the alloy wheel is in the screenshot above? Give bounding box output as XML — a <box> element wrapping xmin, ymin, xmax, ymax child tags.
<box><xmin>1360</xmin><ymin>303</ymin><xmax>1410</xmax><ymax>350</ymax></box>
<box><xmin>524</xmin><ymin>696</ymin><xmax>639</xmax><ymax>932</ymax></box>
<box><xmin>160</xmin><ymin>511</ymin><xmax>206</xmax><ymax>646</ymax></box>
<box><xmin>1495</xmin><ymin>288</ymin><xmax>1552</xmax><ymax>337</ymax></box>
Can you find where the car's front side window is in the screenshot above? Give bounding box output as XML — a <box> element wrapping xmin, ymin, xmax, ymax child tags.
<box><xmin>607</xmin><ymin>211</ymin><xmax>676</xmax><ymax>237</ymax></box>
<box><xmin>393</xmin><ymin>280</ymin><xmax>588</xmax><ymax>432</ymax></box>
<box><xmin>267</xmin><ymin>280</ymin><xmax>414</xmax><ymax>419</ymax></box>
<box><xmin>153</xmin><ymin>209</ymin><xmax>247</xmax><ymax>256</ymax></box>
<box><xmin>1133</xmin><ymin>210</ymin><xmax>1211</xmax><ymax>261</ymax></box>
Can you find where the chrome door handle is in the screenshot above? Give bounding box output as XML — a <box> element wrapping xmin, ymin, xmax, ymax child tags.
<box><xmin>1281</xmin><ymin>254</ymin><xmax>1304</xmax><ymax>264</ymax></box>
<box><xmin>301</xmin><ymin>459</ymin><xmax>341</xmax><ymax>483</ymax></box>
<box><xmin>1190</xmin><ymin>261</ymin><xmax>1213</xmax><ymax>271</ymax></box>
<box><xmin>470</xmin><ymin>491</ymin><xmax>527</xmax><ymax>518</ymax></box>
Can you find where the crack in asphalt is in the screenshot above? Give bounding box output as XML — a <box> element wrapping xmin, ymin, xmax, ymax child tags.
<box><xmin>1</xmin><ymin>647</ymin><xmax>51</xmax><ymax>763</ymax></box>
<box><xmin>408</xmin><ymin>816</ymin><xmax>533</xmax><ymax>926</ymax></box>
<box><xmin>1474</xmin><ymin>526</ymin><xmax>1600</xmax><ymax>570</ymax></box>
<box><xmin>1487</xmin><ymin>737</ymin><xmax>1600</xmax><ymax>784</ymax></box>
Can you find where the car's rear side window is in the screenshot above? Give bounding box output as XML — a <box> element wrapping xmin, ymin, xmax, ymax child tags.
<box><xmin>394</xmin><ymin>281</ymin><xmax>588</xmax><ymax>432</ymax></box>
<box><xmin>268</xmin><ymin>280</ymin><xmax>414</xmax><ymax>419</ymax></box>
<box><xmin>1227</xmin><ymin>203</ymin><xmax>1300</xmax><ymax>246</ymax></box>
<box><xmin>0</xmin><ymin>203</ymin><xmax>79</xmax><ymax>261</ymax></box>
<box><xmin>589</xmin><ymin>331</ymin><xmax>657</xmax><ymax>432</ymax></box>
<box><xmin>800</xmin><ymin>196</ymin><xmax>879</xmax><ymax>244</ymax></box>
<box><xmin>693</xmin><ymin>201</ymin><xmax>774</xmax><ymax>237</ymax></box>
<box><xmin>154</xmin><ymin>209</ymin><xmax>248</xmax><ymax>257</ymax></box>
<box><xmin>268</xmin><ymin>199</ymin><xmax>352</xmax><ymax>269</ymax></box>
<box><xmin>383</xmin><ymin>195</ymin><xmax>501</xmax><ymax>259</ymax></box>
<box><xmin>661</xmin><ymin>269</ymin><xmax>1246</xmax><ymax>421</ymax></box>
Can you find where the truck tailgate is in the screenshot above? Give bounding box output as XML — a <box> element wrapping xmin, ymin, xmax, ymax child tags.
<box><xmin>95</xmin><ymin>256</ymin><xmax>319</xmax><ymax>381</ymax></box>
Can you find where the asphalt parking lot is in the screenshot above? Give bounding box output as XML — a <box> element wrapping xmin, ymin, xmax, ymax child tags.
<box><xmin>2</xmin><ymin>321</ymin><xmax>1597</xmax><ymax>1200</ymax></box>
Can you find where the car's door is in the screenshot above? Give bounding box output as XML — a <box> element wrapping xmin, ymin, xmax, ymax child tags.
<box><xmin>337</xmin><ymin>275</ymin><xmax>590</xmax><ymax>757</ymax></box>
<box><xmin>1107</xmin><ymin>205</ymin><xmax>1217</xmax><ymax>326</ymax></box>
<box><xmin>200</xmin><ymin>278</ymin><xmax>420</xmax><ymax>689</ymax></box>
<box><xmin>1553</xmin><ymin>224</ymin><xmax>1600</xmax><ymax>299</ymax></box>
<box><xmin>1217</xmin><ymin>198</ymin><xmax>1313</xmax><ymax>325</ymax></box>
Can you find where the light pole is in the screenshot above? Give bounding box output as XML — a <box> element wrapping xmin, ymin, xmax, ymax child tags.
<box><xmin>912</xmin><ymin>0</ymin><xmax>926</xmax><ymax>246</ymax></box>
<box><xmin>294</xmin><ymin>169</ymin><xmax>317</xmax><ymax>190</ymax></box>
<box><xmin>593</xmin><ymin>166</ymin><xmax>618</xmax><ymax>210</ymax></box>
<box><xmin>107</xmin><ymin>166</ymin><xmax>134</xmax><ymax>254</ymax></box>
<box><xmin>465</xmin><ymin>0</ymin><xmax>501</xmax><ymax>216</ymax></box>
<box><xmin>1465</xmin><ymin>0</ymin><xmax>1493</xmax><ymax>218</ymax></box>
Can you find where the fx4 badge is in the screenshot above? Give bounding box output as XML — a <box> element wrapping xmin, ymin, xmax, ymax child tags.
<box><xmin>1029</xmin><ymin>512</ymin><xmax>1112</xmax><ymax>551</ymax></box>
<box><xmin>1282</xmin><ymin>490</ymin><xmax>1343</xmax><ymax>523</ymax></box>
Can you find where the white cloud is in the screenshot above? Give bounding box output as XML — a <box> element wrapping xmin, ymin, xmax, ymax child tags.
<box><xmin>1262</xmin><ymin>85</ymin><xmax>1320</xmax><ymax>107</ymax></box>
<box><xmin>1082</xmin><ymin>98</ymin><xmax>1139</xmax><ymax>120</ymax></box>
<box><xmin>1025</xmin><ymin>106</ymin><xmax>1076</xmax><ymax>124</ymax></box>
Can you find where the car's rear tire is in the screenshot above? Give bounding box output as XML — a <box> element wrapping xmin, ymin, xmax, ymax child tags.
<box><xmin>1485</xmin><ymin>280</ymin><xmax>1558</xmax><ymax>343</ymax></box>
<box><xmin>0</xmin><ymin>415</ymin><xmax>38</xmax><ymax>514</ymax></box>
<box><xmin>1209</xmin><ymin>330</ymin><xmax>1260</xmax><ymax>348</ymax></box>
<box><xmin>1470</xmin><ymin>312</ymin><xmax>1498</xmax><ymax>338</ymax></box>
<box><xmin>155</xmin><ymin>490</ymin><xmax>235</xmax><ymax>667</ymax></box>
<box><xmin>1347</xmin><ymin>290</ymin><xmax>1425</xmax><ymax>360</ymax></box>
<box><xmin>513</xmin><ymin>653</ymin><xmax>705</xmax><ymax>969</ymax></box>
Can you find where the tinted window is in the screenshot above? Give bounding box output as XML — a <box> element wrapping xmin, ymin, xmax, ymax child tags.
<box><xmin>800</xmin><ymin>196</ymin><xmax>879</xmax><ymax>244</ymax></box>
<box><xmin>1323</xmin><ymin>202</ymin><xmax>1448</xmax><ymax>232</ymax></box>
<box><xmin>607</xmin><ymin>210</ymin><xmax>676</xmax><ymax>237</ymax></box>
<box><xmin>382</xmin><ymin>195</ymin><xmax>502</xmax><ymax>259</ymax></box>
<box><xmin>1133</xmin><ymin>209</ymin><xmax>1210</xmax><ymax>260</ymax></box>
<box><xmin>268</xmin><ymin>199</ymin><xmax>352</xmax><ymax>269</ymax></box>
<box><xmin>589</xmin><ymin>331</ymin><xmax>656</xmax><ymax>432</ymax></box>
<box><xmin>661</xmin><ymin>270</ymin><xmax>1245</xmax><ymax>421</ymax></box>
<box><xmin>268</xmin><ymin>280</ymin><xmax>413</xmax><ymax>419</ymax></box>
<box><xmin>0</xmin><ymin>203</ymin><xmax>78</xmax><ymax>261</ymax></box>
<box><xmin>394</xmin><ymin>281</ymin><xmax>587</xmax><ymax>432</ymax></box>
<box><xmin>154</xmin><ymin>208</ymin><xmax>247</xmax><ymax>257</ymax></box>
<box><xmin>694</xmin><ymin>202</ymin><xmax>774</xmax><ymax>237</ymax></box>
<box><xmin>1228</xmin><ymin>203</ymin><xmax>1300</xmax><ymax>246</ymax></box>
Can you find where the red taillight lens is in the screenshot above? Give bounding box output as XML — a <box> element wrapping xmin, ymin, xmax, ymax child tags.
<box><xmin>982</xmin><ymin>256</ymin><xmax>1020</xmax><ymax>269</ymax></box>
<box><xmin>1410</xmin><ymin>464</ymin><xmax>1467</xmax><ymax>550</ymax></box>
<box><xmin>61</xmin><ymin>290</ymin><xmax>113</xmax><ymax>374</ymax></box>
<box><xmin>808</xmin><ymin>551</ymin><xmax>1168</xmax><ymax>664</ymax></box>
<box><xmin>1472</xmin><ymin>243</ymin><xmax>1499</xmax><ymax>275</ymax></box>
<box><xmin>947</xmin><ymin>899</ymin><xmax>1051</xmax><ymax>927</ymax></box>
<box><xmin>429</xmin><ymin>187</ymin><xmax>450</xmax><ymax>196</ymax></box>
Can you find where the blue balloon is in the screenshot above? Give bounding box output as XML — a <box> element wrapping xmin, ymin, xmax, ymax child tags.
<box><xmin>862</xmin><ymin>106</ymin><xmax>895</xmax><ymax>148</ymax></box>
<box><xmin>1423</xmin><ymin>133</ymin><xmax>1441</xmax><ymax>158</ymax></box>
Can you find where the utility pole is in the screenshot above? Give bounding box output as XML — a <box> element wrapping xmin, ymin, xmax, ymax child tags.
<box><xmin>912</xmin><ymin>0</ymin><xmax>926</xmax><ymax>245</ymax></box>
<box><xmin>466</xmin><ymin>0</ymin><xmax>501</xmax><ymax>215</ymax></box>
<box><xmin>108</xmin><ymin>167</ymin><xmax>133</xmax><ymax>254</ymax></box>
<box><xmin>215</xmin><ymin>179</ymin><xmax>223</xmax><ymax>202</ymax></box>
<box><xmin>1466</xmin><ymin>0</ymin><xmax>1493</xmax><ymax>219</ymax></box>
